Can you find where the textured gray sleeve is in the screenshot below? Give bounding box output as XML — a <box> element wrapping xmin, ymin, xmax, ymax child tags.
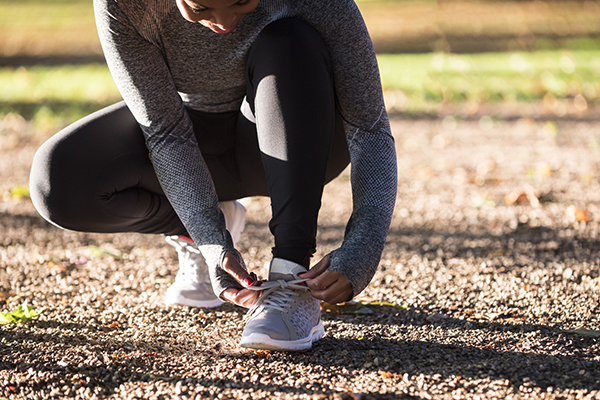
<box><xmin>298</xmin><ymin>0</ymin><xmax>398</xmax><ymax>296</ymax></box>
<box><xmin>93</xmin><ymin>0</ymin><xmax>244</xmax><ymax>295</ymax></box>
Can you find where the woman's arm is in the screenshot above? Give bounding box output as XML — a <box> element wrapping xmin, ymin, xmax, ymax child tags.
<box><xmin>93</xmin><ymin>0</ymin><xmax>245</xmax><ymax>296</ymax></box>
<box><xmin>299</xmin><ymin>0</ymin><xmax>398</xmax><ymax>298</ymax></box>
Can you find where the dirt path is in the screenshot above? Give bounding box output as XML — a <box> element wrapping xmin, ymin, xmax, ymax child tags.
<box><xmin>1</xmin><ymin>115</ymin><xmax>599</xmax><ymax>399</ymax></box>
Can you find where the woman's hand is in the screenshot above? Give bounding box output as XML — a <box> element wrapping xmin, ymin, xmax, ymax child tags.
<box><xmin>298</xmin><ymin>254</ymin><xmax>353</xmax><ymax>304</ymax></box>
<box><xmin>219</xmin><ymin>252</ymin><xmax>263</xmax><ymax>308</ymax></box>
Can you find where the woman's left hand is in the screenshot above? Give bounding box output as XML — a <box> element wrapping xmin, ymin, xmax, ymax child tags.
<box><xmin>297</xmin><ymin>254</ymin><xmax>353</xmax><ymax>304</ymax></box>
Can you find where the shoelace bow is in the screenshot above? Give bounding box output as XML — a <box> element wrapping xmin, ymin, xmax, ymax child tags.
<box><xmin>169</xmin><ymin>238</ymin><xmax>203</xmax><ymax>278</ymax></box>
<box><xmin>245</xmin><ymin>279</ymin><xmax>310</xmax><ymax>317</ymax></box>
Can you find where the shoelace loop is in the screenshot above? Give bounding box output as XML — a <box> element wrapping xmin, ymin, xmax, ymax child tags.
<box><xmin>245</xmin><ymin>278</ymin><xmax>310</xmax><ymax>317</ymax></box>
<box><xmin>166</xmin><ymin>236</ymin><xmax>203</xmax><ymax>279</ymax></box>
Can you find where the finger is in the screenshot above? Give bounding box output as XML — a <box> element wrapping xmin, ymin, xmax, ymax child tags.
<box><xmin>221</xmin><ymin>287</ymin><xmax>263</xmax><ymax>308</ymax></box>
<box><xmin>310</xmin><ymin>280</ymin><xmax>353</xmax><ymax>304</ymax></box>
<box><xmin>298</xmin><ymin>254</ymin><xmax>330</xmax><ymax>279</ymax></box>
<box><xmin>303</xmin><ymin>269</ymin><xmax>338</xmax><ymax>292</ymax></box>
<box><xmin>221</xmin><ymin>252</ymin><xmax>256</xmax><ymax>287</ymax></box>
<box><xmin>307</xmin><ymin>271</ymin><xmax>353</xmax><ymax>303</ymax></box>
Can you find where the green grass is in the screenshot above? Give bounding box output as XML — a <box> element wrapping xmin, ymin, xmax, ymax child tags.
<box><xmin>1</xmin><ymin>64</ymin><xmax>118</xmax><ymax>103</ymax></box>
<box><xmin>0</xmin><ymin>64</ymin><xmax>120</xmax><ymax>133</ymax></box>
<box><xmin>1</xmin><ymin>50</ymin><xmax>599</xmax><ymax>130</ymax></box>
<box><xmin>378</xmin><ymin>50</ymin><xmax>600</xmax><ymax>112</ymax></box>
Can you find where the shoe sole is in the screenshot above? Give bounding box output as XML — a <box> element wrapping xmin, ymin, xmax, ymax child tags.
<box><xmin>165</xmin><ymin>293</ymin><xmax>224</xmax><ymax>308</ymax></box>
<box><xmin>239</xmin><ymin>321</ymin><xmax>324</xmax><ymax>351</ymax></box>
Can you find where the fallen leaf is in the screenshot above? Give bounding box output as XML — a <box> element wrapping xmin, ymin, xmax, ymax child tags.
<box><xmin>543</xmin><ymin>121</ymin><xmax>558</xmax><ymax>136</ymax></box>
<box><xmin>472</xmin><ymin>194</ymin><xmax>495</xmax><ymax>208</ymax></box>
<box><xmin>10</xmin><ymin>185</ymin><xmax>29</xmax><ymax>199</ymax></box>
<box><xmin>485</xmin><ymin>312</ymin><xmax>502</xmax><ymax>321</ymax></box>
<box><xmin>537</xmin><ymin>162</ymin><xmax>552</xmax><ymax>177</ymax></box>
<box><xmin>0</xmin><ymin>291</ymin><xmax>15</xmax><ymax>301</ymax></box>
<box><xmin>72</xmin><ymin>257</ymin><xmax>89</xmax><ymax>265</ymax></box>
<box><xmin>88</xmin><ymin>245</ymin><xmax>123</xmax><ymax>259</ymax></box>
<box><xmin>254</xmin><ymin>350</ymin><xmax>272</xmax><ymax>357</ymax></box>
<box><xmin>340</xmin><ymin>392</ymin><xmax>364</xmax><ymax>400</ymax></box>
<box><xmin>321</xmin><ymin>301</ymin><xmax>373</xmax><ymax>315</ymax></box>
<box><xmin>379</xmin><ymin>371</ymin><xmax>395</xmax><ymax>378</ymax></box>
<box><xmin>505</xmin><ymin>185</ymin><xmax>539</xmax><ymax>207</ymax></box>
<box><xmin>565</xmin><ymin>205</ymin><xmax>591</xmax><ymax>222</ymax></box>
<box><xmin>148</xmin><ymin>373</ymin><xmax>176</xmax><ymax>382</ymax></box>
<box><xmin>48</xmin><ymin>261</ymin><xmax>66</xmax><ymax>272</ymax></box>
<box><xmin>565</xmin><ymin>327</ymin><xmax>600</xmax><ymax>338</ymax></box>
<box><xmin>366</xmin><ymin>301</ymin><xmax>408</xmax><ymax>309</ymax></box>
<box><xmin>426</xmin><ymin>312</ymin><xmax>449</xmax><ymax>323</ymax></box>
<box><xmin>109</xmin><ymin>321</ymin><xmax>119</xmax><ymax>328</ymax></box>
<box><xmin>582</xmin><ymin>173</ymin><xmax>594</xmax><ymax>184</ymax></box>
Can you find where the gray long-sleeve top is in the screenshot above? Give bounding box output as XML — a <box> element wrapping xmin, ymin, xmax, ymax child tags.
<box><xmin>93</xmin><ymin>0</ymin><xmax>397</xmax><ymax>298</ymax></box>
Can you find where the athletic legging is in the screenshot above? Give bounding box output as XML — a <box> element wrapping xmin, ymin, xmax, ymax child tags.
<box><xmin>29</xmin><ymin>18</ymin><xmax>350</xmax><ymax>268</ymax></box>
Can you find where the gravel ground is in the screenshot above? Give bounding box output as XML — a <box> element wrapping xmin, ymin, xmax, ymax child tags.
<box><xmin>1</xmin><ymin>111</ymin><xmax>600</xmax><ymax>399</ymax></box>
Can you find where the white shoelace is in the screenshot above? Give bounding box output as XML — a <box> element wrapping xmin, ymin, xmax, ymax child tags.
<box><xmin>246</xmin><ymin>279</ymin><xmax>310</xmax><ymax>317</ymax></box>
<box><xmin>166</xmin><ymin>236</ymin><xmax>204</xmax><ymax>280</ymax></box>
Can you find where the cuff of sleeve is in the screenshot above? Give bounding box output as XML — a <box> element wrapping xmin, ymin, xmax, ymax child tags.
<box><xmin>201</xmin><ymin>245</ymin><xmax>245</xmax><ymax>298</ymax></box>
<box><xmin>187</xmin><ymin>206</ymin><xmax>246</xmax><ymax>298</ymax></box>
<box><xmin>327</xmin><ymin>206</ymin><xmax>391</xmax><ymax>297</ymax></box>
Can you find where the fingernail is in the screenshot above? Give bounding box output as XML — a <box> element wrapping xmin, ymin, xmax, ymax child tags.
<box><xmin>243</xmin><ymin>277</ymin><xmax>255</xmax><ymax>287</ymax></box>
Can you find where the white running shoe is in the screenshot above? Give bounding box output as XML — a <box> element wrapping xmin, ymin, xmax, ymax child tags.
<box><xmin>240</xmin><ymin>258</ymin><xmax>324</xmax><ymax>351</ymax></box>
<box><xmin>165</xmin><ymin>200</ymin><xmax>246</xmax><ymax>308</ymax></box>
<box><xmin>219</xmin><ymin>200</ymin><xmax>246</xmax><ymax>244</ymax></box>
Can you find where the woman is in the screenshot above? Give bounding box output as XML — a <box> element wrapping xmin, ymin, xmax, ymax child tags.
<box><xmin>29</xmin><ymin>0</ymin><xmax>397</xmax><ymax>351</ymax></box>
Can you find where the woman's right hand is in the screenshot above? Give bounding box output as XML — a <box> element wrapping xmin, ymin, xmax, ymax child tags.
<box><xmin>219</xmin><ymin>252</ymin><xmax>263</xmax><ymax>308</ymax></box>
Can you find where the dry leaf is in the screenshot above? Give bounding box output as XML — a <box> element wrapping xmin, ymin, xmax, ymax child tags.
<box><xmin>505</xmin><ymin>185</ymin><xmax>539</xmax><ymax>207</ymax></box>
<box><xmin>565</xmin><ymin>327</ymin><xmax>600</xmax><ymax>338</ymax></box>
<box><xmin>340</xmin><ymin>392</ymin><xmax>363</xmax><ymax>400</ymax></box>
<box><xmin>254</xmin><ymin>350</ymin><xmax>272</xmax><ymax>357</ymax></box>
<box><xmin>109</xmin><ymin>321</ymin><xmax>119</xmax><ymax>328</ymax></box>
<box><xmin>48</xmin><ymin>261</ymin><xmax>66</xmax><ymax>272</ymax></box>
<box><xmin>0</xmin><ymin>291</ymin><xmax>15</xmax><ymax>301</ymax></box>
<box><xmin>321</xmin><ymin>301</ymin><xmax>373</xmax><ymax>315</ymax></box>
<box><xmin>379</xmin><ymin>371</ymin><xmax>396</xmax><ymax>379</ymax></box>
<box><xmin>565</xmin><ymin>205</ymin><xmax>591</xmax><ymax>222</ymax></box>
<box><xmin>426</xmin><ymin>312</ymin><xmax>448</xmax><ymax>323</ymax></box>
<box><xmin>366</xmin><ymin>301</ymin><xmax>408</xmax><ymax>309</ymax></box>
<box><xmin>537</xmin><ymin>162</ymin><xmax>552</xmax><ymax>177</ymax></box>
<box><xmin>485</xmin><ymin>312</ymin><xmax>502</xmax><ymax>321</ymax></box>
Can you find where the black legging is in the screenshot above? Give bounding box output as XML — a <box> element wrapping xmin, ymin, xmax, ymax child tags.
<box><xmin>30</xmin><ymin>18</ymin><xmax>350</xmax><ymax>268</ymax></box>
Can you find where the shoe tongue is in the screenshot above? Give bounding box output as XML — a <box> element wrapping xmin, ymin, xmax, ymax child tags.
<box><xmin>269</xmin><ymin>258</ymin><xmax>307</xmax><ymax>281</ymax></box>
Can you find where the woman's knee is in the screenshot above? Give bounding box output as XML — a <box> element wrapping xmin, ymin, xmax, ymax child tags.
<box><xmin>30</xmin><ymin>102</ymin><xmax>142</xmax><ymax>230</ymax></box>
<box><xmin>29</xmin><ymin>132</ymin><xmax>79</xmax><ymax>229</ymax></box>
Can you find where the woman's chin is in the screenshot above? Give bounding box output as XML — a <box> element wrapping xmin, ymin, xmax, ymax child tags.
<box><xmin>209</xmin><ymin>24</ymin><xmax>237</xmax><ymax>34</ymax></box>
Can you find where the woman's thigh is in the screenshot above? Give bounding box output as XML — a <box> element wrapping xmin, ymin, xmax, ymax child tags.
<box><xmin>237</xmin><ymin>113</ymin><xmax>349</xmax><ymax>186</ymax></box>
<box><xmin>30</xmin><ymin>101</ymin><xmax>183</xmax><ymax>234</ymax></box>
<box><xmin>194</xmin><ymin>107</ymin><xmax>349</xmax><ymax>202</ymax></box>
